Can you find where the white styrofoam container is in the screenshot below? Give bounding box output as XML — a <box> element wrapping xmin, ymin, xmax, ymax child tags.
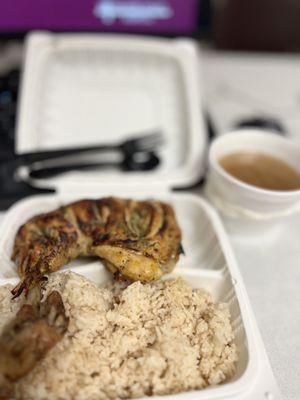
<box><xmin>16</xmin><ymin>32</ymin><xmax>207</xmax><ymax>191</ymax></box>
<box><xmin>0</xmin><ymin>193</ymin><xmax>279</xmax><ymax>399</ymax></box>
<box><xmin>0</xmin><ymin>32</ymin><xmax>280</xmax><ymax>399</ymax></box>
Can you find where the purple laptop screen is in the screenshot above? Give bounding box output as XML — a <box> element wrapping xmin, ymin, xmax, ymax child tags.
<box><xmin>0</xmin><ymin>0</ymin><xmax>198</xmax><ymax>34</ymax></box>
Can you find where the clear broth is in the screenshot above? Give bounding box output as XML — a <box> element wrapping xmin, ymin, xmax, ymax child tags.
<box><xmin>219</xmin><ymin>152</ymin><xmax>300</xmax><ymax>191</ymax></box>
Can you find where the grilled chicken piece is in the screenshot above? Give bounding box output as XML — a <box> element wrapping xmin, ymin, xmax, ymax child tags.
<box><xmin>0</xmin><ymin>376</ymin><xmax>13</xmax><ymax>400</ymax></box>
<box><xmin>0</xmin><ymin>291</ymin><xmax>68</xmax><ymax>386</ymax></box>
<box><xmin>11</xmin><ymin>198</ymin><xmax>182</xmax><ymax>297</ymax></box>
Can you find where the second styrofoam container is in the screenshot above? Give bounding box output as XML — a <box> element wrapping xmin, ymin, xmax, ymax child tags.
<box><xmin>16</xmin><ymin>32</ymin><xmax>207</xmax><ymax>192</ymax></box>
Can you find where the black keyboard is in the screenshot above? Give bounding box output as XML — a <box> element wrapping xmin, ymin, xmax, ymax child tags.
<box><xmin>0</xmin><ymin>68</ymin><xmax>55</xmax><ymax>210</ymax></box>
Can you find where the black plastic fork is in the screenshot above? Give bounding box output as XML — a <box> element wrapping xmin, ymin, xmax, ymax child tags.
<box><xmin>0</xmin><ymin>131</ymin><xmax>164</xmax><ymax>210</ymax></box>
<box><xmin>19</xmin><ymin>131</ymin><xmax>164</xmax><ymax>164</ymax></box>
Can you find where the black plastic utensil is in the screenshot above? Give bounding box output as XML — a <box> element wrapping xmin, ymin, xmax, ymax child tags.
<box><xmin>0</xmin><ymin>132</ymin><xmax>163</xmax><ymax>210</ymax></box>
<box><xmin>0</xmin><ymin>161</ymin><xmax>54</xmax><ymax>211</ymax></box>
<box><xmin>19</xmin><ymin>131</ymin><xmax>164</xmax><ymax>164</ymax></box>
<box><xmin>28</xmin><ymin>151</ymin><xmax>160</xmax><ymax>179</ymax></box>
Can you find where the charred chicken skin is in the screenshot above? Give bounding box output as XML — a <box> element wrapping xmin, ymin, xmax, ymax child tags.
<box><xmin>11</xmin><ymin>198</ymin><xmax>182</xmax><ymax>297</ymax></box>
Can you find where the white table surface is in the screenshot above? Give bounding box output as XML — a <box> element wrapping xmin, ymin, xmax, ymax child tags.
<box><xmin>229</xmin><ymin>218</ymin><xmax>300</xmax><ymax>400</ymax></box>
<box><xmin>1</xmin><ymin>48</ymin><xmax>300</xmax><ymax>400</ymax></box>
<box><xmin>200</xmin><ymin>50</ymin><xmax>300</xmax><ymax>400</ymax></box>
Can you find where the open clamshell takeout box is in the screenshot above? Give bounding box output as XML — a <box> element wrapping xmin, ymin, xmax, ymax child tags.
<box><xmin>0</xmin><ymin>33</ymin><xmax>279</xmax><ymax>399</ymax></box>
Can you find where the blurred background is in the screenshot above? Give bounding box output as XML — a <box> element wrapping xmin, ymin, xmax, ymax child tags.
<box><xmin>1</xmin><ymin>0</ymin><xmax>300</xmax><ymax>196</ymax></box>
<box><xmin>2</xmin><ymin>0</ymin><xmax>300</xmax><ymax>49</ymax></box>
<box><xmin>2</xmin><ymin>0</ymin><xmax>300</xmax><ymax>162</ymax></box>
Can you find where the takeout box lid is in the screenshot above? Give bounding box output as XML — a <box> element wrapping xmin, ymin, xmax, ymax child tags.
<box><xmin>16</xmin><ymin>32</ymin><xmax>207</xmax><ymax>194</ymax></box>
